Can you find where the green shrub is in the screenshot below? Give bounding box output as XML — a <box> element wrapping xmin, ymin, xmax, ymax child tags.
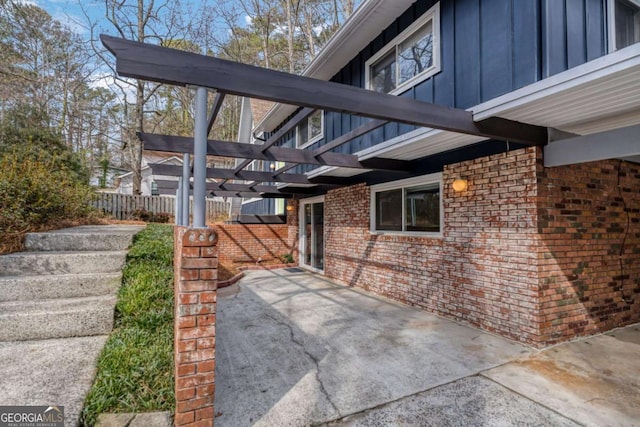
<box><xmin>0</xmin><ymin>147</ymin><xmax>94</xmax><ymax>233</ymax></box>
<box><xmin>131</xmin><ymin>209</ymin><xmax>171</xmax><ymax>223</ymax></box>
<box><xmin>281</xmin><ymin>253</ymin><xmax>294</xmax><ymax>264</ymax></box>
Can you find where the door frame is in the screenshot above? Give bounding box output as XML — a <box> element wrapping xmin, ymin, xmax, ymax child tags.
<box><xmin>298</xmin><ymin>195</ymin><xmax>325</xmax><ymax>273</ymax></box>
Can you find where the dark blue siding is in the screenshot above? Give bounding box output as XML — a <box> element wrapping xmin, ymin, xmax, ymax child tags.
<box><xmin>241</xmin><ymin>199</ymin><xmax>275</xmax><ymax>215</ymax></box>
<box><xmin>542</xmin><ymin>0</ymin><xmax>568</xmax><ymax>77</ymax></box>
<box><xmin>586</xmin><ymin>0</ymin><xmax>606</xmax><ymax>60</ymax></box>
<box><xmin>566</xmin><ymin>0</ymin><xmax>587</xmax><ymax>68</ymax></box>
<box><xmin>513</xmin><ymin>0</ymin><xmax>542</xmax><ymax>89</ymax></box>
<box><xmin>262</xmin><ymin>0</ymin><xmax>608</xmax><ymax>207</ymax></box>
<box><xmin>327</xmin><ymin>0</ymin><xmax>605</xmax><ymax>133</ymax></box>
<box><xmin>480</xmin><ymin>0</ymin><xmax>512</xmax><ymax>100</ymax></box>
<box><xmin>455</xmin><ymin>0</ymin><xmax>481</xmax><ymax>108</ymax></box>
<box><xmin>541</xmin><ymin>0</ymin><xmax>606</xmax><ymax>78</ymax></box>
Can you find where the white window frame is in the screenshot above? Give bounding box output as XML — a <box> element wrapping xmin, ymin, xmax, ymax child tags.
<box><xmin>296</xmin><ymin>110</ymin><xmax>324</xmax><ymax>149</ymax></box>
<box><xmin>370</xmin><ymin>172</ymin><xmax>443</xmax><ymax>238</ymax></box>
<box><xmin>299</xmin><ymin>195</ymin><xmax>325</xmax><ymax>273</ymax></box>
<box><xmin>608</xmin><ymin>0</ymin><xmax>640</xmax><ymax>52</ymax></box>
<box><xmin>365</xmin><ymin>2</ymin><xmax>441</xmax><ymax>96</ymax></box>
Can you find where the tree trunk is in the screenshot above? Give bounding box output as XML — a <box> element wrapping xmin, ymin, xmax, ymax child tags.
<box><xmin>132</xmin><ymin>0</ymin><xmax>145</xmax><ymax>195</ymax></box>
<box><xmin>286</xmin><ymin>0</ymin><xmax>295</xmax><ymax>73</ymax></box>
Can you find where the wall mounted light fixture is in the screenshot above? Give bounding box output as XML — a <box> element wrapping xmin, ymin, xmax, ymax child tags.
<box><xmin>452</xmin><ymin>178</ymin><xmax>468</xmax><ymax>192</ymax></box>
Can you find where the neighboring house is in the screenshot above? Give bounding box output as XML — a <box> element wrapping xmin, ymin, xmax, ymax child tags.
<box><xmin>116</xmin><ymin>152</ymin><xmax>183</xmax><ymax>195</ymax></box>
<box><xmin>240</xmin><ymin>0</ymin><xmax>640</xmax><ymax>346</ymax></box>
<box><xmin>89</xmin><ymin>165</ymin><xmax>128</xmax><ymax>189</ymax></box>
<box><xmin>116</xmin><ymin>152</ymin><xmax>232</xmax><ymax>200</ymax></box>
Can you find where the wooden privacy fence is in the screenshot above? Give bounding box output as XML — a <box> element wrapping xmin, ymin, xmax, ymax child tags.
<box><xmin>93</xmin><ymin>193</ymin><xmax>230</xmax><ymax>221</ymax></box>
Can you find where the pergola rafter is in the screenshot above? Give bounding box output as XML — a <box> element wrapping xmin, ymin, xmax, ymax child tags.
<box><xmin>140</xmin><ymin>132</ymin><xmax>411</xmax><ymax>171</ymax></box>
<box><xmin>155</xmin><ymin>179</ymin><xmax>337</xmax><ymax>195</ymax></box>
<box><xmin>149</xmin><ymin>163</ymin><xmax>344</xmax><ymax>185</ymax></box>
<box><xmin>226</xmin><ymin>107</ymin><xmax>316</xmax><ymax>186</ymax></box>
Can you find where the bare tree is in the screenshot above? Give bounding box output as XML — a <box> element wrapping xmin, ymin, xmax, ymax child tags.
<box><xmin>84</xmin><ymin>0</ymin><xmax>220</xmax><ymax>194</ymax></box>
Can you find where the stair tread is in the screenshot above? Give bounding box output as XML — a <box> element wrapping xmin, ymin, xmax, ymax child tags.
<box><xmin>0</xmin><ymin>272</ymin><xmax>122</xmax><ymax>281</ymax></box>
<box><xmin>0</xmin><ymin>295</ymin><xmax>118</xmax><ymax>315</ymax></box>
<box><xmin>1</xmin><ymin>250</ymin><xmax>128</xmax><ymax>256</ymax></box>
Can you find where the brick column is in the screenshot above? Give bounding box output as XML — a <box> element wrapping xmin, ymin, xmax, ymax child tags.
<box><xmin>173</xmin><ymin>227</ymin><xmax>218</xmax><ymax>426</ymax></box>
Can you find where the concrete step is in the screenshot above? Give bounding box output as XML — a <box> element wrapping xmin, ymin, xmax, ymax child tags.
<box><xmin>0</xmin><ymin>251</ymin><xmax>128</xmax><ymax>277</ymax></box>
<box><xmin>0</xmin><ymin>295</ymin><xmax>118</xmax><ymax>341</ymax></box>
<box><xmin>25</xmin><ymin>225</ymin><xmax>143</xmax><ymax>252</ymax></box>
<box><xmin>0</xmin><ymin>272</ymin><xmax>121</xmax><ymax>302</ymax></box>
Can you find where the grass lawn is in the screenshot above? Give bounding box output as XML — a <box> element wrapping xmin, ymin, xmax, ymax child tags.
<box><xmin>81</xmin><ymin>224</ymin><xmax>175</xmax><ymax>426</ymax></box>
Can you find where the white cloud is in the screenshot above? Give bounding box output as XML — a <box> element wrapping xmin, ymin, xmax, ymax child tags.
<box><xmin>90</xmin><ymin>72</ymin><xmax>137</xmax><ymax>104</ymax></box>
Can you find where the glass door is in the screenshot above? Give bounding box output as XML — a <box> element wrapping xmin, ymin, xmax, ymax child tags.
<box><xmin>300</xmin><ymin>198</ymin><xmax>324</xmax><ymax>272</ymax></box>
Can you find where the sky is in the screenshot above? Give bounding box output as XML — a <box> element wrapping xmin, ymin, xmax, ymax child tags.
<box><xmin>29</xmin><ymin>0</ymin><xmax>102</xmax><ymax>36</ymax></box>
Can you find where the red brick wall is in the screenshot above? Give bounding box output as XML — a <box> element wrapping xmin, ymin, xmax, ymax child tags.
<box><xmin>537</xmin><ymin>159</ymin><xmax>640</xmax><ymax>344</ymax></box>
<box><xmin>322</xmin><ymin>148</ymin><xmax>640</xmax><ymax>347</ymax></box>
<box><xmin>213</xmin><ymin>223</ymin><xmax>296</xmax><ymax>264</ymax></box>
<box><xmin>324</xmin><ymin>148</ymin><xmax>542</xmax><ymax>344</ymax></box>
<box><xmin>443</xmin><ymin>148</ymin><xmax>542</xmax><ymax>343</ymax></box>
<box><xmin>173</xmin><ymin>227</ymin><xmax>217</xmax><ymax>427</ymax></box>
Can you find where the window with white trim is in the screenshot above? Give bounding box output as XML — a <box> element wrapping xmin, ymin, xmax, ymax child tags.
<box><xmin>609</xmin><ymin>0</ymin><xmax>640</xmax><ymax>51</ymax></box>
<box><xmin>370</xmin><ymin>173</ymin><xmax>442</xmax><ymax>235</ymax></box>
<box><xmin>365</xmin><ymin>3</ymin><xmax>440</xmax><ymax>95</ymax></box>
<box><xmin>296</xmin><ymin>110</ymin><xmax>323</xmax><ymax>148</ymax></box>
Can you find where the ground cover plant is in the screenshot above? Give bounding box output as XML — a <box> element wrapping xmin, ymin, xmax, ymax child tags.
<box><xmin>81</xmin><ymin>224</ymin><xmax>175</xmax><ymax>426</ymax></box>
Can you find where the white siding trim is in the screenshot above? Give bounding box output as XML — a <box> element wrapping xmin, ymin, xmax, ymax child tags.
<box><xmin>364</xmin><ymin>3</ymin><xmax>441</xmax><ymax>96</ymax></box>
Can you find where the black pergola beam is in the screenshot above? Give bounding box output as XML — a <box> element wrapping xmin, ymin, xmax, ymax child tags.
<box><xmin>149</xmin><ymin>163</ymin><xmax>343</xmax><ymax>185</ymax></box>
<box><xmin>207</xmin><ymin>92</ymin><xmax>226</xmax><ymax>135</ymax></box>
<box><xmin>141</xmin><ymin>132</ymin><xmax>411</xmax><ymax>171</ymax></box>
<box><xmin>225</xmin><ymin>107</ymin><xmax>315</xmax><ymax>185</ymax></box>
<box><xmin>211</xmin><ymin>191</ymin><xmax>291</xmax><ymax>198</ymax></box>
<box><xmin>231</xmin><ymin>215</ymin><xmax>287</xmax><ymax>224</ymax></box>
<box><xmin>101</xmin><ymin>35</ymin><xmax>547</xmax><ymax>146</ymax></box>
<box><xmin>267</xmin><ymin>118</ymin><xmax>388</xmax><ymax>178</ymax></box>
<box><xmin>155</xmin><ymin>178</ymin><xmax>336</xmax><ymax>196</ymax></box>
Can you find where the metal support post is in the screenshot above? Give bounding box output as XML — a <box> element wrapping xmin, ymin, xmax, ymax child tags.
<box><xmin>175</xmin><ymin>181</ymin><xmax>182</xmax><ymax>225</ymax></box>
<box><xmin>192</xmin><ymin>86</ymin><xmax>208</xmax><ymax>228</ymax></box>
<box><xmin>181</xmin><ymin>153</ymin><xmax>190</xmax><ymax>226</ymax></box>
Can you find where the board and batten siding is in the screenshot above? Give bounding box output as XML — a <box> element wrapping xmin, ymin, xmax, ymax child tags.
<box><xmin>241</xmin><ymin>0</ymin><xmax>608</xmax><ymax>214</ymax></box>
<box><xmin>241</xmin><ymin>198</ymin><xmax>276</xmax><ymax>215</ymax></box>
<box><xmin>322</xmin><ymin>0</ymin><xmax>606</xmax><ymax>156</ymax></box>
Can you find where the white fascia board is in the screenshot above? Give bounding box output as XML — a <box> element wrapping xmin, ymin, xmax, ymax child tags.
<box><xmin>356</xmin><ymin>127</ymin><xmax>442</xmax><ymax>160</ymax></box>
<box><xmin>473</xmin><ymin>44</ymin><xmax>640</xmax><ymax>121</ymax></box>
<box><xmin>119</xmin><ymin>156</ymin><xmax>184</xmax><ymax>179</ymax></box>
<box><xmin>241</xmin><ymin>198</ymin><xmax>262</xmax><ymax>205</ymax></box>
<box><xmin>306</xmin><ymin>166</ymin><xmax>339</xmax><ymax>178</ymax></box>
<box><xmin>254</xmin><ymin>0</ymin><xmax>417</xmax><ymax>133</ymax></box>
<box><xmin>544</xmin><ymin>124</ymin><xmax>640</xmax><ymax>167</ymax></box>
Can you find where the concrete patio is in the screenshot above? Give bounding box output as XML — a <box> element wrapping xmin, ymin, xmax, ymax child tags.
<box><xmin>214</xmin><ymin>268</ymin><xmax>640</xmax><ymax>426</ymax></box>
